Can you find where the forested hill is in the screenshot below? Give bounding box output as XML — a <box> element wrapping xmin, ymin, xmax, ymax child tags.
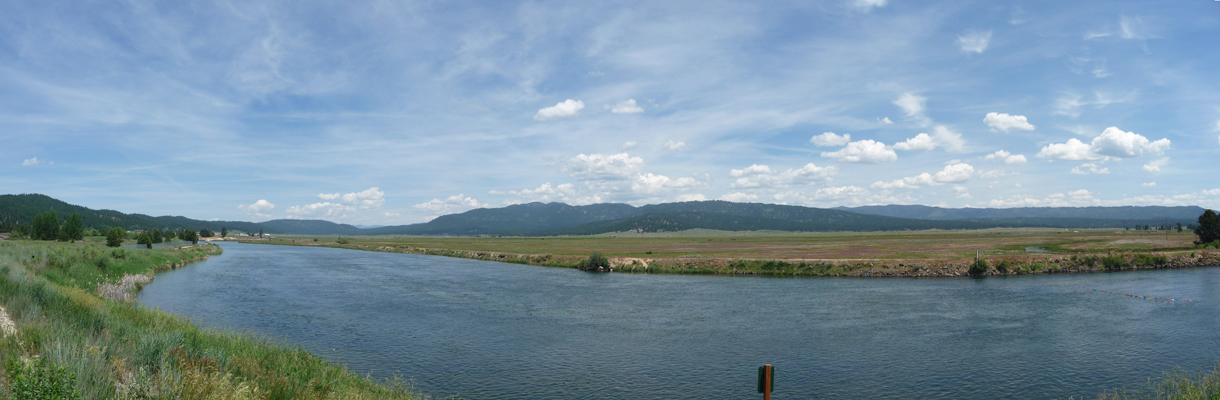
<box><xmin>0</xmin><ymin>194</ymin><xmax>362</xmax><ymax>235</ymax></box>
<box><xmin>0</xmin><ymin>194</ymin><xmax>1209</xmax><ymax>236</ymax></box>
<box><xmin>834</xmin><ymin>204</ymin><xmax>1205</xmax><ymax>220</ymax></box>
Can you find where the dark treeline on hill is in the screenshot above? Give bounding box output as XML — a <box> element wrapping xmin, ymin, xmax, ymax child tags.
<box><xmin>835</xmin><ymin>204</ymin><xmax>1206</xmax><ymax>220</ymax></box>
<box><xmin>0</xmin><ymin>194</ymin><xmax>1208</xmax><ymax>237</ymax></box>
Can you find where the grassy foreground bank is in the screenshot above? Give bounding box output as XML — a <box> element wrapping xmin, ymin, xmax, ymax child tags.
<box><xmin>0</xmin><ymin>240</ymin><xmax>425</xmax><ymax>399</ymax></box>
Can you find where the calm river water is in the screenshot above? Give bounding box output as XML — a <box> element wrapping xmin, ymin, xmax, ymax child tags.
<box><xmin>140</xmin><ymin>242</ymin><xmax>1220</xmax><ymax>399</ymax></box>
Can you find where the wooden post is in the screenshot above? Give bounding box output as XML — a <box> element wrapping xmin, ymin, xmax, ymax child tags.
<box><xmin>758</xmin><ymin>364</ymin><xmax>773</xmax><ymax>400</ymax></box>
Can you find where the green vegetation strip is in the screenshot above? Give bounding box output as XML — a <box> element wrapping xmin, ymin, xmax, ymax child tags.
<box><xmin>0</xmin><ymin>241</ymin><xmax>427</xmax><ymax>400</ymax></box>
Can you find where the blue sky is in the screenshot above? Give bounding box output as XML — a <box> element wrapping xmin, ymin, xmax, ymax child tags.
<box><xmin>3</xmin><ymin>0</ymin><xmax>1219</xmax><ymax>225</ymax></box>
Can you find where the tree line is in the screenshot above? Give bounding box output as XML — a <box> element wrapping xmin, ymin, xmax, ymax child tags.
<box><xmin>8</xmin><ymin>210</ymin><xmax>231</xmax><ymax>249</ymax></box>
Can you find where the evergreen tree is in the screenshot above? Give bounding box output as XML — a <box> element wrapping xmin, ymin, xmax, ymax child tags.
<box><xmin>60</xmin><ymin>214</ymin><xmax>84</xmax><ymax>242</ymax></box>
<box><xmin>152</xmin><ymin>229</ymin><xmax>163</xmax><ymax>244</ymax></box>
<box><xmin>32</xmin><ymin>211</ymin><xmax>60</xmax><ymax>240</ymax></box>
<box><xmin>1195</xmin><ymin>209</ymin><xmax>1220</xmax><ymax>245</ymax></box>
<box><xmin>137</xmin><ymin>233</ymin><xmax>153</xmax><ymax>249</ymax></box>
<box><xmin>221</xmin><ymin>227</ymin><xmax>228</xmax><ymax>238</ymax></box>
<box><xmin>106</xmin><ymin>227</ymin><xmax>125</xmax><ymax>247</ymax></box>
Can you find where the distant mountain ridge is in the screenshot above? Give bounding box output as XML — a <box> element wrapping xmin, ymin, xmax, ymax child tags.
<box><xmin>0</xmin><ymin>193</ymin><xmax>1209</xmax><ymax>236</ymax></box>
<box><xmin>834</xmin><ymin>204</ymin><xmax>1205</xmax><ymax>220</ymax></box>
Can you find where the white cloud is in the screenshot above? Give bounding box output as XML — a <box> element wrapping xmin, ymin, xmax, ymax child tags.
<box><xmin>567</xmin><ymin>153</ymin><xmax>645</xmax><ymax>181</ymax></box>
<box><xmin>664</xmin><ymin>140</ymin><xmax>687</xmax><ymax>151</ymax></box>
<box><xmin>773</xmin><ymin>186</ymin><xmax>911</xmax><ymax>207</ymax></box>
<box><xmin>491</xmin><ymin>182</ymin><xmax>579</xmax><ymax>202</ymax></box>
<box><xmin>1053</xmin><ymin>92</ymin><xmax>1134</xmax><ymax>117</ymax></box>
<box><xmin>21</xmin><ymin>157</ymin><xmax>47</xmax><ymax>166</ymax></box>
<box><xmin>850</xmin><ymin>0</ymin><xmax>886</xmax><ymax>11</ymax></box>
<box><xmin>1091</xmin><ymin>127</ymin><xmax>1169</xmax><ymax>158</ymax></box>
<box><xmin>931</xmin><ymin>126</ymin><xmax>965</xmax><ymax>151</ymax></box>
<box><xmin>879</xmin><ymin>117</ymin><xmax>893</xmax><ymax>125</ymax></box>
<box><xmin>621</xmin><ymin>141</ymin><xmax>638</xmax><ymax>150</ymax></box>
<box><xmin>413</xmin><ymin>194</ymin><xmax>484</xmax><ymax>214</ymax></box>
<box><xmin>820</xmin><ymin>140</ymin><xmax>898</xmax><ymax>163</ymax></box>
<box><xmin>1142</xmin><ymin>158</ymin><xmax>1168</xmax><ymax>173</ymax></box>
<box><xmin>318</xmin><ymin>193</ymin><xmax>340</xmax><ymax>200</ymax></box>
<box><xmin>676</xmin><ymin>193</ymin><xmax>707</xmax><ymax>202</ymax></box>
<box><xmin>810</xmin><ymin>132</ymin><xmax>851</xmax><ymax>147</ymax></box>
<box><xmin>983</xmin><ymin>112</ymin><xmax>1035</xmax><ymax>133</ymax></box>
<box><xmin>893</xmin><ymin>133</ymin><xmax>936</xmax><ymax>151</ymax></box>
<box><xmin>719</xmin><ymin>192</ymin><xmax>758</xmax><ymax>202</ymax></box>
<box><xmin>632</xmin><ymin>173</ymin><xmax>697</xmax><ymax>194</ymax></box>
<box><xmin>285</xmin><ymin>202</ymin><xmax>351</xmax><ymax>218</ymax></box>
<box><xmin>534</xmin><ymin>99</ymin><xmax>584</xmax><ymax>121</ymax></box>
<box><xmin>1142</xmin><ymin>182</ymin><xmax>1157</xmax><ymax>187</ymax></box>
<box><xmin>983</xmin><ymin>150</ymin><xmax>1028</xmax><ymax>165</ymax></box>
<box><xmin>341</xmin><ymin>187</ymin><xmax>386</xmax><ymax>209</ymax></box>
<box><xmin>957</xmin><ymin>30</ymin><xmax>992</xmax><ymax>53</ymax></box>
<box><xmin>1038</xmin><ymin>127</ymin><xmax>1169</xmax><ymax>162</ymax></box>
<box><xmin>1038</xmin><ymin>138</ymin><xmax>1099</xmax><ymax>161</ymax></box>
<box><xmin>894</xmin><ymin>93</ymin><xmax>930</xmax><ymax>126</ymax></box>
<box><xmin>872</xmin><ymin>163</ymin><xmax>974</xmax><ymax>189</ymax></box>
<box><xmin>730</xmin><ymin>163</ymin><xmax>838</xmax><ymax>188</ymax></box>
<box><xmin>1070</xmin><ymin>163</ymin><xmax>1110</xmax><ymax>175</ymax></box>
<box><xmin>238</xmin><ymin>199</ymin><xmax>275</xmax><ymax>218</ymax></box>
<box><xmin>608</xmin><ymin>99</ymin><xmax>644</xmax><ymax>114</ymax></box>
<box><xmin>935</xmin><ymin>163</ymin><xmax>975</xmax><ymax>183</ymax></box>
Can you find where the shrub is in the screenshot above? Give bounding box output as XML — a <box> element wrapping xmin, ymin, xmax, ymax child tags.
<box><xmin>968</xmin><ymin>259</ymin><xmax>988</xmax><ymax>276</ymax></box>
<box><xmin>5</xmin><ymin>357</ymin><xmax>82</xmax><ymax>400</ymax></box>
<box><xmin>1102</xmin><ymin>255</ymin><xmax>1128</xmax><ymax>270</ymax></box>
<box><xmin>995</xmin><ymin>260</ymin><xmax>1013</xmax><ymax>274</ymax></box>
<box><xmin>578</xmin><ymin>253</ymin><xmax>611</xmax><ymax>272</ymax></box>
<box><xmin>1134</xmin><ymin>254</ymin><xmax>1168</xmax><ymax>266</ymax></box>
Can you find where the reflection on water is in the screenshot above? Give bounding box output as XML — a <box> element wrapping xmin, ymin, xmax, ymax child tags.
<box><xmin>140</xmin><ymin>242</ymin><xmax>1220</xmax><ymax>399</ymax></box>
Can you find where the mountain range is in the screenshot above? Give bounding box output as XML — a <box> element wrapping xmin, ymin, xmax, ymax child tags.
<box><xmin>0</xmin><ymin>193</ymin><xmax>1207</xmax><ymax>236</ymax></box>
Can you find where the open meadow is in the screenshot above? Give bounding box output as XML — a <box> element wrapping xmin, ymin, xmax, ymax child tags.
<box><xmin>235</xmin><ymin>228</ymin><xmax>1219</xmax><ymax>277</ymax></box>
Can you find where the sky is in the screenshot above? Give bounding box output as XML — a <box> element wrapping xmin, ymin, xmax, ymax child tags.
<box><xmin>2</xmin><ymin>0</ymin><xmax>1219</xmax><ymax>225</ymax></box>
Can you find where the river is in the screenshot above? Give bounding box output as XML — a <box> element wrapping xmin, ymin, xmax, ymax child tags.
<box><xmin>139</xmin><ymin>242</ymin><xmax>1220</xmax><ymax>399</ymax></box>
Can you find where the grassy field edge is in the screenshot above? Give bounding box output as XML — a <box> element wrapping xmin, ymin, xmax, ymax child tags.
<box><xmin>0</xmin><ymin>240</ymin><xmax>430</xmax><ymax>400</ymax></box>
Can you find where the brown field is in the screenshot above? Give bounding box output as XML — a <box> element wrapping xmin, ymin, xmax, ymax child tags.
<box><xmin>250</xmin><ymin>228</ymin><xmax>1199</xmax><ymax>261</ymax></box>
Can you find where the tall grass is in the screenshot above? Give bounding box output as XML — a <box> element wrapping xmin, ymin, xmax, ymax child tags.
<box><xmin>0</xmin><ymin>241</ymin><xmax>429</xmax><ymax>399</ymax></box>
<box><xmin>1082</xmin><ymin>364</ymin><xmax>1220</xmax><ymax>400</ymax></box>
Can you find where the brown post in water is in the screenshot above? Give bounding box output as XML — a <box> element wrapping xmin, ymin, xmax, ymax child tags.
<box><xmin>759</xmin><ymin>364</ymin><xmax>773</xmax><ymax>400</ymax></box>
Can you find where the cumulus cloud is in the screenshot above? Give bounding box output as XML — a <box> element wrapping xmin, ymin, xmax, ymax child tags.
<box><xmin>729</xmin><ymin>163</ymin><xmax>838</xmax><ymax>189</ymax></box>
<box><xmin>986</xmin><ymin>190</ymin><xmax>1101</xmax><ymax>207</ymax></box>
<box><xmin>534</xmin><ymin>99</ymin><xmax>584</xmax><ymax>121</ymax></box>
<box><xmin>977</xmin><ymin>169</ymin><xmax>1019</xmax><ymax>179</ymax></box>
<box><xmin>957</xmin><ymin>30</ymin><xmax>992</xmax><ymax>53</ymax></box>
<box><xmin>983</xmin><ymin>112</ymin><xmax>1035</xmax><ymax>133</ymax></box>
<box><xmin>872</xmin><ymin>163</ymin><xmax>974</xmax><ymax>189</ymax></box>
<box><xmin>879</xmin><ymin>117</ymin><xmax>894</xmax><ymax>124</ymax></box>
<box><xmin>21</xmin><ymin>157</ymin><xmax>48</xmax><ymax>166</ymax></box>
<box><xmin>894</xmin><ymin>93</ymin><xmax>930</xmax><ymax>126</ymax></box>
<box><xmin>238</xmin><ymin>199</ymin><xmax>275</xmax><ymax>218</ymax></box>
<box><xmin>664</xmin><ymin>140</ymin><xmax>686</xmax><ymax>151</ymax></box>
<box><xmin>1038</xmin><ymin>127</ymin><xmax>1169</xmax><ymax>161</ymax></box>
<box><xmin>567</xmin><ymin>153</ymin><xmax>645</xmax><ymax>181</ymax></box>
<box><xmin>621</xmin><ymin>141</ymin><xmax>638</xmax><ymax>150</ymax></box>
<box><xmin>285</xmin><ymin>202</ymin><xmax>351</xmax><ymax>219</ymax></box>
<box><xmin>1142</xmin><ymin>182</ymin><xmax>1157</xmax><ymax>187</ymax></box>
<box><xmin>491</xmin><ymin>182</ymin><xmax>578</xmax><ymax>202</ymax></box>
<box><xmin>893</xmin><ymin>133</ymin><xmax>936</xmax><ymax>151</ymax></box>
<box><xmin>1070</xmin><ymin>163</ymin><xmax>1110</xmax><ymax>175</ymax></box>
<box><xmin>608</xmin><ymin>99</ymin><xmax>644</xmax><ymax>114</ymax></box>
<box><xmin>320</xmin><ymin>187</ymin><xmax>386</xmax><ymax>209</ymax></box>
<box><xmin>983</xmin><ymin>150</ymin><xmax>1028</xmax><ymax>164</ymax></box>
<box><xmin>412</xmin><ymin>195</ymin><xmax>483</xmax><ymax>217</ymax></box>
<box><xmin>1091</xmin><ymin>127</ymin><xmax>1170</xmax><ymax>158</ymax></box>
<box><xmin>772</xmin><ymin>186</ymin><xmax>912</xmax><ymax>207</ymax></box>
<box><xmin>820</xmin><ymin>140</ymin><xmax>898</xmax><ymax>163</ymax></box>
<box><xmin>1142</xmin><ymin>158</ymin><xmax>1168</xmax><ymax>173</ymax></box>
<box><xmin>719</xmin><ymin>192</ymin><xmax>759</xmax><ymax>202</ymax></box>
<box><xmin>810</xmin><ymin>132</ymin><xmax>851</xmax><ymax>147</ymax></box>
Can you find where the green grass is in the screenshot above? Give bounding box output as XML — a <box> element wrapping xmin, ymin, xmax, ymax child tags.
<box><xmin>0</xmin><ymin>240</ymin><xmax>430</xmax><ymax>399</ymax></box>
<box><xmin>1078</xmin><ymin>364</ymin><xmax>1220</xmax><ymax>400</ymax></box>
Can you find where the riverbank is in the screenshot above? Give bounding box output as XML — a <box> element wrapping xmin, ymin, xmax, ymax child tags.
<box><xmin>0</xmin><ymin>240</ymin><xmax>425</xmax><ymax>399</ymax></box>
<box><xmin>235</xmin><ymin>237</ymin><xmax>1220</xmax><ymax>277</ymax></box>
